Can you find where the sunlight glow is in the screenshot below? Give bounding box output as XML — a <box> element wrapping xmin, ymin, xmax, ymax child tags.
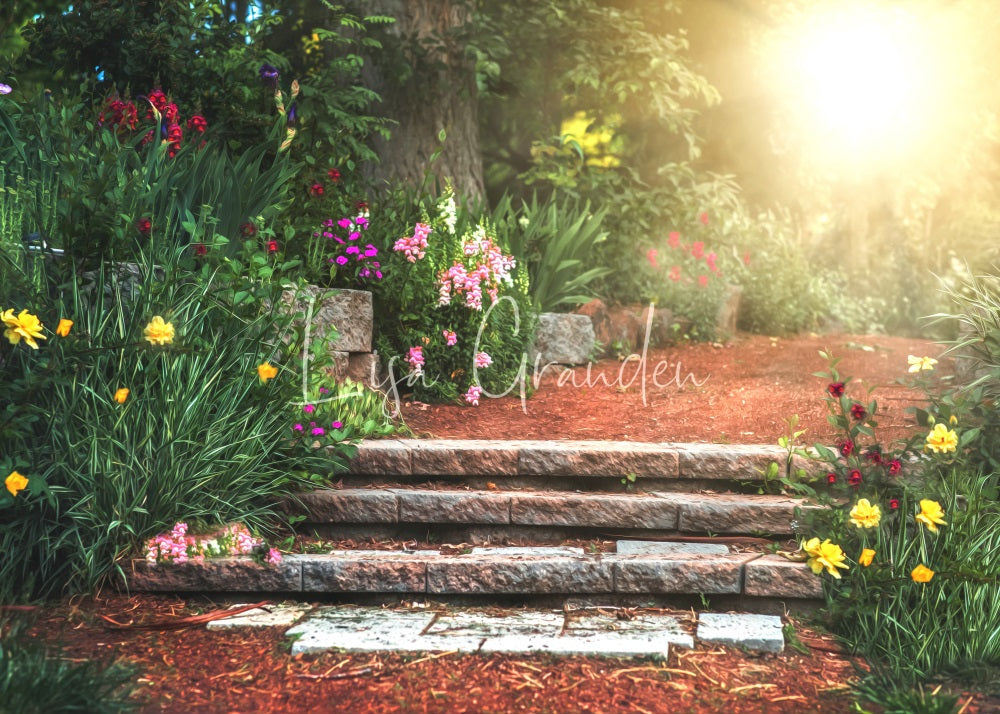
<box><xmin>783</xmin><ymin>3</ymin><xmax>939</xmax><ymax>162</ymax></box>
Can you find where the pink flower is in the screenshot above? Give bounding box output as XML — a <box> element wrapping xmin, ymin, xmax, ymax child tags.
<box><xmin>742</xmin><ymin>251</ymin><xmax>751</xmax><ymax>266</ymax></box>
<box><xmin>669</xmin><ymin>265</ymin><xmax>681</xmax><ymax>282</ymax></box>
<box><xmin>303</xmin><ymin>404</ymin><xmax>315</xmax><ymax>414</ymax></box>
<box><xmin>443</xmin><ymin>329</ymin><xmax>457</xmax><ymax>346</ymax></box>
<box><xmin>668</xmin><ymin>231</ymin><xmax>681</xmax><ymax>248</ymax></box>
<box><xmin>312</xmin><ymin>426</ymin><xmax>325</xmax><ymax>436</ymax></box>
<box><xmin>266</xmin><ymin>547</ymin><xmax>283</xmax><ymax>565</ymax></box>
<box><xmin>691</xmin><ymin>242</ymin><xmax>705</xmax><ymax>259</ymax></box>
<box><xmin>700</xmin><ymin>211</ymin><xmax>709</xmax><ymax>225</ymax></box>
<box><xmin>474</xmin><ymin>352</ymin><xmax>492</xmax><ymax>369</ymax></box>
<box><xmin>698</xmin><ymin>275</ymin><xmax>709</xmax><ymax>287</ymax></box>
<box><xmin>406</xmin><ymin>345</ymin><xmax>425</xmax><ymax>373</ymax></box>
<box><xmin>331</xmin><ymin>421</ymin><xmax>343</xmax><ymax>429</ymax></box>
<box><xmin>393</xmin><ymin>222</ymin><xmax>431</xmax><ymax>262</ymax></box>
<box><xmin>464</xmin><ymin>385</ymin><xmax>482</xmax><ymax>406</ymax></box>
<box><xmin>645</xmin><ymin>248</ymin><xmax>658</xmax><ymax>268</ymax></box>
<box><xmin>293</xmin><ymin>423</ymin><xmax>304</xmax><ymax>432</ymax></box>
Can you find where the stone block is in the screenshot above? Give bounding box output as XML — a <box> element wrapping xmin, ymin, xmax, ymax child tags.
<box><xmin>427</xmin><ymin>555</ymin><xmax>613</xmax><ymax>594</ymax></box>
<box><xmin>470</xmin><ymin>546</ymin><xmax>584</xmax><ymax>556</ymax></box>
<box><xmin>301</xmin><ymin>554</ymin><xmax>427</xmax><ymax>593</ymax></box>
<box><xmin>665</xmin><ymin>492</ymin><xmax>801</xmax><ymax>534</ymax></box>
<box><xmin>397</xmin><ymin>489</ymin><xmax>511</xmax><ymax>524</ymax></box>
<box><xmin>612</xmin><ymin>554</ymin><xmax>751</xmax><ymax>594</ymax></box>
<box><xmin>281</xmin><ymin>285</ymin><xmax>373</xmax><ymax>352</ymax></box>
<box><xmin>410</xmin><ymin>441</ymin><xmax>520</xmax><ymax>476</ymax></box>
<box><xmin>697</xmin><ymin>612</ymin><xmax>784</xmax><ymax>653</ymax></box>
<box><xmin>518</xmin><ymin>441</ymin><xmax>679</xmax><ymax>478</ymax></box>
<box><xmin>347</xmin><ymin>440</ymin><xmax>412</xmax><ymax>475</ymax></box>
<box><xmin>531</xmin><ymin>313</ymin><xmax>596</xmax><ymax>365</ymax></box>
<box><xmin>127</xmin><ymin>557</ymin><xmax>301</xmax><ymax>592</ymax></box>
<box><xmin>674</xmin><ymin>444</ymin><xmax>786</xmax><ymax>481</ymax></box>
<box><xmin>511</xmin><ymin>493</ymin><xmax>677</xmax><ymax>529</ymax></box>
<box><xmin>293</xmin><ymin>489</ymin><xmax>398</xmax><ymax>524</ymax></box>
<box><xmin>744</xmin><ymin>555</ymin><xmax>823</xmax><ymax>599</ymax></box>
<box><xmin>347</xmin><ymin>352</ymin><xmax>382</xmax><ymax>386</ymax></box>
<box><xmin>206</xmin><ymin>603</ymin><xmax>313</xmax><ymax>630</ymax></box>
<box><xmin>616</xmin><ymin>540</ymin><xmax>729</xmax><ymax>556</ymax></box>
<box><xmin>286</xmin><ymin>608</ymin><xmax>436</xmax><ymax>655</ymax></box>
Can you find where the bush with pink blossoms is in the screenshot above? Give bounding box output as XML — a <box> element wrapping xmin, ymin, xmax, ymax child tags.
<box><xmin>370</xmin><ymin>187</ymin><xmax>535</xmax><ymax>405</ymax></box>
<box><xmin>145</xmin><ymin>522</ymin><xmax>282</xmax><ymax>566</ymax></box>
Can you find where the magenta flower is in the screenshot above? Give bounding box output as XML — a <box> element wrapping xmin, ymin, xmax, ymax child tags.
<box><xmin>303</xmin><ymin>404</ymin><xmax>315</xmax><ymax>414</ymax></box>
<box><xmin>293</xmin><ymin>423</ymin><xmax>304</xmax><ymax>432</ymax></box>
<box><xmin>335</xmin><ymin>255</ymin><xmax>349</xmax><ymax>265</ymax></box>
<box><xmin>474</xmin><ymin>352</ymin><xmax>492</xmax><ymax>369</ymax></box>
<box><xmin>331</xmin><ymin>421</ymin><xmax>343</xmax><ymax>429</ymax></box>
<box><xmin>828</xmin><ymin>382</ymin><xmax>845</xmax><ymax>397</ymax></box>
<box><xmin>312</xmin><ymin>427</ymin><xmax>325</xmax><ymax>436</ymax></box>
<box><xmin>443</xmin><ymin>329</ymin><xmax>457</xmax><ymax>346</ymax></box>
<box><xmin>464</xmin><ymin>385</ymin><xmax>482</xmax><ymax>406</ymax></box>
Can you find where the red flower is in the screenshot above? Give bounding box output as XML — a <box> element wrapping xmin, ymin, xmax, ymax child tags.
<box><xmin>888</xmin><ymin>459</ymin><xmax>902</xmax><ymax>475</ymax></box>
<box><xmin>742</xmin><ymin>251</ymin><xmax>751</xmax><ymax>266</ymax></box>
<box><xmin>187</xmin><ymin>115</ymin><xmax>208</xmax><ymax>133</ymax></box>
<box><xmin>356</xmin><ymin>201</ymin><xmax>368</xmax><ymax>212</ymax></box>
<box><xmin>826</xmin><ymin>473</ymin><xmax>837</xmax><ymax>484</ymax></box>
<box><xmin>645</xmin><ymin>248</ymin><xmax>658</xmax><ymax>268</ymax></box>
<box><xmin>698</xmin><ymin>274</ymin><xmax>709</xmax><ymax>287</ymax></box>
<box><xmin>164</xmin><ymin>103</ymin><xmax>179</xmax><ymax>123</ymax></box>
<box><xmin>240</xmin><ymin>222</ymin><xmax>257</xmax><ymax>237</ymax></box>
<box><xmin>328</xmin><ymin>168</ymin><xmax>341</xmax><ymax>182</ymax></box>
<box><xmin>136</xmin><ymin>217</ymin><xmax>152</xmax><ymax>235</ymax></box>
<box><xmin>699</xmin><ymin>211</ymin><xmax>709</xmax><ymax>225</ymax></box>
<box><xmin>836</xmin><ymin>438</ymin><xmax>855</xmax><ymax>457</ymax></box>
<box><xmin>267</xmin><ymin>240</ymin><xmax>279</xmax><ymax>253</ymax></box>
<box><xmin>828</xmin><ymin>382</ymin><xmax>845</xmax><ymax>397</ymax></box>
<box><xmin>668</xmin><ymin>231</ymin><xmax>681</xmax><ymax>248</ymax></box>
<box><xmin>310</xmin><ymin>183</ymin><xmax>324</xmax><ymax>197</ymax></box>
<box><xmin>850</xmin><ymin>403</ymin><xmax>867</xmax><ymax>420</ymax></box>
<box><xmin>848</xmin><ymin>469</ymin><xmax>862</xmax><ymax>486</ymax></box>
<box><xmin>192</xmin><ymin>243</ymin><xmax>207</xmax><ymax>256</ymax></box>
<box><xmin>889</xmin><ymin>498</ymin><xmax>900</xmax><ymax>510</ymax></box>
<box><xmin>146</xmin><ymin>88</ymin><xmax>168</xmax><ymax>119</ymax></box>
<box><xmin>691</xmin><ymin>241</ymin><xmax>705</xmax><ymax>259</ymax></box>
<box><xmin>669</xmin><ymin>265</ymin><xmax>681</xmax><ymax>282</ymax></box>
<box><xmin>864</xmin><ymin>447</ymin><xmax>883</xmax><ymax>465</ymax></box>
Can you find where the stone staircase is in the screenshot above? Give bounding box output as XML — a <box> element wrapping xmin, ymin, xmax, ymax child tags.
<box><xmin>127</xmin><ymin>440</ymin><xmax>824</xmax><ymax>610</ymax></box>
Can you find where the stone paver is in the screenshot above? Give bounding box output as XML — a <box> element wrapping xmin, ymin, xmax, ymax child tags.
<box><xmin>616</xmin><ymin>540</ymin><xmax>729</xmax><ymax>556</ymax></box>
<box><xmin>696</xmin><ymin>613</ymin><xmax>785</xmax><ymax>653</ymax></box>
<box><xmin>511</xmin><ymin>492</ymin><xmax>677</xmax><ymax>529</ymax></box>
<box><xmin>285</xmin><ymin>609</ymin><xmax>438</xmax><ymax>655</ymax></box>
<box><xmin>469</xmin><ymin>546</ymin><xmax>585</xmax><ymax>556</ymax></box>
<box><xmin>206</xmin><ymin>603</ymin><xmax>312</xmax><ymax>630</ymax></box>
<box><xmin>743</xmin><ymin>555</ymin><xmax>823</xmax><ymax>598</ymax></box>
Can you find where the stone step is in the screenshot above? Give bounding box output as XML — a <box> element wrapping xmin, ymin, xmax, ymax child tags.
<box><xmin>289</xmin><ymin>488</ymin><xmax>809</xmax><ymax>537</ymax></box>
<box><xmin>343</xmin><ymin>441</ymin><xmax>809</xmax><ymax>490</ymax></box>
<box><xmin>127</xmin><ymin>551</ymin><xmax>821</xmax><ymax>603</ymax></box>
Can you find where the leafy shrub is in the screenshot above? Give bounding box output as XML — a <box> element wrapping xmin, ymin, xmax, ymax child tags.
<box><xmin>491</xmin><ymin>192</ymin><xmax>610</xmax><ymax>312</ymax></box>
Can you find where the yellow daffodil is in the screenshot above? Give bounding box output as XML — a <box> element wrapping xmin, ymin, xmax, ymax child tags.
<box><xmin>114</xmin><ymin>388</ymin><xmax>130</xmax><ymax>404</ymax></box>
<box><xmin>849</xmin><ymin>498</ymin><xmax>881</xmax><ymax>529</ymax></box>
<box><xmin>925</xmin><ymin>423</ymin><xmax>958</xmax><ymax>454</ymax></box>
<box><xmin>257</xmin><ymin>362</ymin><xmax>278</xmax><ymax>383</ymax></box>
<box><xmin>5</xmin><ymin>471</ymin><xmax>28</xmax><ymax>497</ymax></box>
<box><xmin>56</xmin><ymin>318</ymin><xmax>73</xmax><ymax>337</ymax></box>
<box><xmin>911</xmin><ymin>564</ymin><xmax>935</xmax><ymax>583</ymax></box>
<box><xmin>143</xmin><ymin>315</ymin><xmax>175</xmax><ymax>345</ymax></box>
<box><xmin>803</xmin><ymin>537</ymin><xmax>849</xmax><ymax>579</ymax></box>
<box><xmin>2</xmin><ymin>308</ymin><xmax>47</xmax><ymax>349</ymax></box>
<box><xmin>858</xmin><ymin>548</ymin><xmax>875</xmax><ymax>567</ymax></box>
<box><xmin>915</xmin><ymin>499</ymin><xmax>947</xmax><ymax>533</ymax></box>
<box><xmin>908</xmin><ymin>355</ymin><xmax>938</xmax><ymax>373</ymax></box>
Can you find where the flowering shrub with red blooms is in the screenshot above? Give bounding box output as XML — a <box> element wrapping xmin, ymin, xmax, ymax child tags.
<box><xmin>98</xmin><ymin>87</ymin><xmax>207</xmax><ymax>158</ymax></box>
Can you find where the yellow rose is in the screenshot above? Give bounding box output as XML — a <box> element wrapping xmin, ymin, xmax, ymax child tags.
<box><xmin>925</xmin><ymin>423</ymin><xmax>958</xmax><ymax>454</ymax></box>
<box><xmin>849</xmin><ymin>498</ymin><xmax>881</xmax><ymax>529</ymax></box>
<box><xmin>2</xmin><ymin>308</ymin><xmax>47</xmax><ymax>349</ymax></box>
<box><xmin>143</xmin><ymin>315</ymin><xmax>175</xmax><ymax>345</ymax></box>
<box><xmin>56</xmin><ymin>318</ymin><xmax>73</xmax><ymax>337</ymax></box>
<box><xmin>911</xmin><ymin>564</ymin><xmax>935</xmax><ymax>583</ymax></box>
<box><xmin>858</xmin><ymin>548</ymin><xmax>875</xmax><ymax>567</ymax></box>
<box><xmin>114</xmin><ymin>388</ymin><xmax>130</xmax><ymax>404</ymax></box>
<box><xmin>907</xmin><ymin>355</ymin><xmax>938</xmax><ymax>373</ymax></box>
<box><xmin>257</xmin><ymin>362</ymin><xmax>278</xmax><ymax>383</ymax></box>
<box><xmin>5</xmin><ymin>471</ymin><xmax>28</xmax><ymax>497</ymax></box>
<box><xmin>915</xmin><ymin>499</ymin><xmax>947</xmax><ymax>533</ymax></box>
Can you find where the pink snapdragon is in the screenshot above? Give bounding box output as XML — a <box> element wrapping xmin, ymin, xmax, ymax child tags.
<box><xmin>266</xmin><ymin>547</ymin><xmax>283</xmax><ymax>565</ymax></box>
<box><xmin>474</xmin><ymin>352</ymin><xmax>492</xmax><ymax>369</ymax></box>
<box><xmin>464</xmin><ymin>385</ymin><xmax>483</xmax><ymax>406</ymax></box>
<box><xmin>436</xmin><ymin>229</ymin><xmax>515</xmax><ymax>312</ymax></box>
<box><xmin>443</xmin><ymin>330</ymin><xmax>457</xmax><ymax>346</ymax></box>
<box><xmin>406</xmin><ymin>345</ymin><xmax>425</xmax><ymax>374</ymax></box>
<box><xmin>393</xmin><ymin>222</ymin><xmax>432</xmax><ymax>262</ymax></box>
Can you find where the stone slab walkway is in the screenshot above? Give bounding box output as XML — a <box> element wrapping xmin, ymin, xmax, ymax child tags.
<box><xmin>206</xmin><ymin>603</ymin><xmax>785</xmax><ymax>658</ymax></box>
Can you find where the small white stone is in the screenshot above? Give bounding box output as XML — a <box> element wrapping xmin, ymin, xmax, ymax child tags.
<box><xmin>469</xmin><ymin>546</ymin><xmax>586</xmax><ymax>557</ymax></box>
<box><xmin>616</xmin><ymin>540</ymin><xmax>729</xmax><ymax>556</ymax></box>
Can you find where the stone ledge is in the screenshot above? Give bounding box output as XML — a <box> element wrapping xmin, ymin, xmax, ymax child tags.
<box><xmin>660</xmin><ymin>492</ymin><xmax>804</xmax><ymax>535</ymax></box>
<box><xmin>511</xmin><ymin>492</ymin><xmax>678</xmax><ymax>529</ymax></box>
<box><xmin>743</xmin><ymin>555</ymin><xmax>823</xmax><ymax>599</ymax></box>
<box><xmin>612</xmin><ymin>553</ymin><xmax>758</xmax><ymax>595</ymax></box>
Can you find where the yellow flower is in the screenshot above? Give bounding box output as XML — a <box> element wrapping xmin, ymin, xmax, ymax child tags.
<box><xmin>949</xmin><ymin>415</ymin><xmax>958</xmax><ymax>426</ymax></box>
<box><xmin>925</xmin><ymin>423</ymin><xmax>958</xmax><ymax>454</ymax></box>
<box><xmin>2</xmin><ymin>308</ymin><xmax>47</xmax><ymax>349</ymax></box>
<box><xmin>114</xmin><ymin>388</ymin><xmax>130</xmax><ymax>404</ymax></box>
<box><xmin>143</xmin><ymin>315</ymin><xmax>175</xmax><ymax>345</ymax></box>
<box><xmin>858</xmin><ymin>548</ymin><xmax>875</xmax><ymax>567</ymax></box>
<box><xmin>56</xmin><ymin>318</ymin><xmax>73</xmax><ymax>337</ymax></box>
<box><xmin>908</xmin><ymin>355</ymin><xmax>938</xmax><ymax>373</ymax></box>
<box><xmin>257</xmin><ymin>362</ymin><xmax>278</xmax><ymax>383</ymax></box>
<box><xmin>915</xmin><ymin>499</ymin><xmax>947</xmax><ymax>533</ymax></box>
<box><xmin>5</xmin><ymin>471</ymin><xmax>28</xmax><ymax>497</ymax></box>
<box><xmin>849</xmin><ymin>498</ymin><xmax>881</xmax><ymax>529</ymax></box>
<box><xmin>911</xmin><ymin>564</ymin><xmax>935</xmax><ymax>583</ymax></box>
<box><xmin>804</xmin><ymin>537</ymin><xmax>850</xmax><ymax>579</ymax></box>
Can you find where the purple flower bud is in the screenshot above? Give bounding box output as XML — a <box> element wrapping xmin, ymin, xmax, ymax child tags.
<box><xmin>259</xmin><ymin>63</ymin><xmax>280</xmax><ymax>90</ymax></box>
<box><xmin>286</xmin><ymin>102</ymin><xmax>297</xmax><ymax>128</ymax></box>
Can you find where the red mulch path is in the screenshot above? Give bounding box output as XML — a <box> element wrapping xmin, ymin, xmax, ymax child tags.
<box><xmin>18</xmin><ymin>334</ymin><xmax>993</xmax><ymax>713</ymax></box>
<box><xmin>399</xmin><ymin>333</ymin><xmax>947</xmax><ymax>446</ymax></box>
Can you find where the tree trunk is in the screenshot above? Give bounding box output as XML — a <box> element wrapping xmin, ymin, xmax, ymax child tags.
<box><xmin>362</xmin><ymin>0</ymin><xmax>485</xmax><ymax>203</ymax></box>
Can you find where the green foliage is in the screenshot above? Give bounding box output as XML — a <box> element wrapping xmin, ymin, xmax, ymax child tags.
<box><xmin>853</xmin><ymin>673</ymin><xmax>961</xmax><ymax>714</ymax></box>
<box><xmin>368</xmin><ymin>186</ymin><xmax>535</xmax><ymax>404</ymax></box>
<box><xmin>0</xmin><ymin>615</ymin><xmax>138</xmax><ymax>713</ymax></box>
<box><xmin>491</xmin><ymin>193</ymin><xmax>610</xmax><ymax>312</ymax></box>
